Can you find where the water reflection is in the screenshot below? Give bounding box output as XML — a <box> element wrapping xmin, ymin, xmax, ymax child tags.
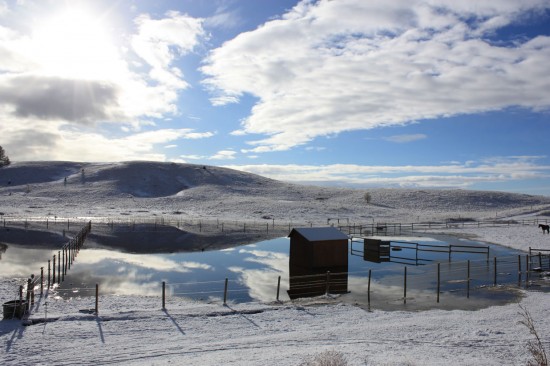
<box><xmin>0</xmin><ymin>229</ymin><xmax>540</xmax><ymax>310</ymax></box>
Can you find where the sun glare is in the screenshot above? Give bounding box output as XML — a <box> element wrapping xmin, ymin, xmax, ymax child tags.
<box><xmin>33</xmin><ymin>7</ymin><xmax>122</xmax><ymax>80</ymax></box>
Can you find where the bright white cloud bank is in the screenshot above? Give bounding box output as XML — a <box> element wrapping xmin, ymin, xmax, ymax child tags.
<box><xmin>0</xmin><ymin>4</ymin><xmax>211</xmax><ymax>161</ymax></box>
<box><xmin>225</xmin><ymin>156</ymin><xmax>550</xmax><ymax>189</ymax></box>
<box><xmin>203</xmin><ymin>0</ymin><xmax>550</xmax><ymax>152</ymax></box>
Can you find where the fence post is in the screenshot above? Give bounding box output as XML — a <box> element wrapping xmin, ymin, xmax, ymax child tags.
<box><xmin>26</xmin><ymin>278</ymin><xmax>31</xmax><ymax>312</ymax></box>
<box><xmin>223</xmin><ymin>278</ymin><xmax>229</xmax><ymax>305</ymax></box>
<box><xmin>325</xmin><ymin>271</ymin><xmax>331</xmax><ymax>295</ymax></box>
<box><xmin>526</xmin><ymin>255</ymin><xmax>530</xmax><ymax>288</ymax></box>
<box><xmin>493</xmin><ymin>257</ymin><xmax>497</xmax><ymax>286</ymax></box>
<box><xmin>95</xmin><ymin>284</ymin><xmax>99</xmax><ymax>314</ymax></box>
<box><xmin>276</xmin><ymin>276</ymin><xmax>281</xmax><ymax>301</ymax></box>
<box><xmin>30</xmin><ymin>275</ymin><xmax>35</xmax><ymax>305</ymax></box>
<box><xmin>62</xmin><ymin>249</ymin><xmax>65</xmax><ymax>282</ymax></box>
<box><xmin>52</xmin><ymin>255</ymin><xmax>56</xmax><ymax>284</ymax></box>
<box><xmin>367</xmin><ymin>269</ymin><xmax>371</xmax><ymax>306</ymax></box>
<box><xmin>162</xmin><ymin>281</ymin><xmax>166</xmax><ymax>310</ymax></box>
<box><xmin>40</xmin><ymin>267</ymin><xmax>44</xmax><ymax>295</ymax></box>
<box><xmin>518</xmin><ymin>255</ymin><xmax>522</xmax><ymax>287</ymax></box>
<box><xmin>57</xmin><ymin>251</ymin><xmax>61</xmax><ymax>284</ymax></box>
<box><xmin>403</xmin><ymin>267</ymin><xmax>407</xmax><ymax>304</ymax></box>
<box><xmin>467</xmin><ymin>260</ymin><xmax>470</xmax><ymax>298</ymax></box>
<box><xmin>436</xmin><ymin>263</ymin><xmax>440</xmax><ymax>303</ymax></box>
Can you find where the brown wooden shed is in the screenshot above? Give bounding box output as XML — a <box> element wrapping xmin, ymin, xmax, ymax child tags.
<box><xmin>287</xmin><ymin>227</ymin><xmax>349</xmax><ymax>299</ymax></box>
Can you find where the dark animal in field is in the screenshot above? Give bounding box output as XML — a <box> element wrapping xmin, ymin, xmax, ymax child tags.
<box><xmin>539</xmin><ymin>224</ymin><xmax>550</xmax><ymax>234</ymax></box>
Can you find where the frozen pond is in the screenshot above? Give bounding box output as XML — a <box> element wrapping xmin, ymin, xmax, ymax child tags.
<box><xmin>1</xmin><ymin>225</ymin><xmax>542</xmax><ymax>311</ymax></box>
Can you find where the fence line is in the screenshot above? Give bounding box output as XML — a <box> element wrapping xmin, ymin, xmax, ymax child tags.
<box><xmin>6</xmin><ymin>221</ymin><xmax>92</xmax><ymax>320</ymax></box>
<box><xmin>157</xmin><ymin>253</ymin><xmax>550</xmax><ymax>308</ymax></box>
<box><xmin>17</xmin><ymin>252</ymin><xmax>550</xmax><ymax>320</ymax></box>
<box><xmin>339</xmin><ymin>218</ymin><xmax>549</xmax><ymax>236</ymax></box>
<box><xmin>2</xmin><ymin>216</ymin><xmax>549</xmax><ymax>240</ymax></box>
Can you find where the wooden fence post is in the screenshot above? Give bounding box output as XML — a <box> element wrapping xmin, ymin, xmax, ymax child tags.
<box><xmin>30</xmin><ymin>275</ymin><xmax>35</xmax><ymax>305</ymax></box>
<box><xmin>57</xmin><ymin>251</ymin><xmax>61</xmax><ymax>284</ymax></box>
<box><xmin>223</xmin><ymin>278</ymin><xmax>229</xmax><ymax>305</ymax></box>
<box><xmin>276</xmin><ymin>276</ymin><xmax>281</xmax><ymax>301</ymax></box>
<box><xmin>62</xmin><ymin>249</ymin><xmax>65</xmax><ymax>282</ymax></box>
<box><xmin>403</xmin><ymin>267</ymin><xmax>407</xmax><ymax>304</ymax></box>
<box><xmin>95</xmin><ymin>284</ymin><xmax>99</xmax><ymax>314</ymax></box>
<box><xmin>467</xmin><ymin>260</ymin><xmax>470</xmax><ymax>299</ymax></box>
<box><xmin>493</xmin><ymin>257</ymin><xmax>497</xmax><ymax>286</ymax></box>
<box><xmin>436</xmin><ymin>263</ymin><xmax>440</xmax><ymax>303</ymax></box>
<box><xmin>52</xmin><ymin>255</ymin><xmax>56</xmax><ymax>284</ymax></box>
<box><xmin>162</xmin><ymin>281</ymin><xmax>166</xmax><ymax>309</ymax></box>
<box><xmin>26</xmin><ymin>278</ymin><xmax>31</xmax><ymax>312</ymax></box>
<box><xmin>367</xmin><ymin>269</ymin><xmax>371</xmax><ymax>306</ymax></box>
<box><xmin>518</xmin><ymin>255</ymin><xmax>522</xmax><ymax>287</ymax></box>
<box><xmin>526</xmin><ymin>255</ymin><xmax>530</xmax><ymax>287</ymax></box>
<box><xmin>40</xmin><ymin>267</ymin><xmax>44</xmax><ymax>295</ymax></box>
<box><xmin>325</xmin><ymin>271</ymin><xmax>331</xmax><ymax>295</ymax></box>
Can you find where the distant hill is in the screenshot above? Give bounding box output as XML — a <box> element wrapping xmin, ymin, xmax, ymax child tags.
<box><xmin>1</xmin><ymin>161</ymin><xmax>549</xmax><ymax>223</ymax></box>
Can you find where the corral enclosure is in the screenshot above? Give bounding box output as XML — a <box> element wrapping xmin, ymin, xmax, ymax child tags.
<box><xmin>1</xmin><ymin>221</ymin><xmax>542</xmax><ymax>311</ymax></box>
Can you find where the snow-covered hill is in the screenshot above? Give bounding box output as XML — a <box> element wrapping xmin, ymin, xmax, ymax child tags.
<box><xmin>2</xmin><ymin>161</ymin><xmax>550</xmax><ymax>365</ymax></box>
<box><xmin>1</xmin><ymin>161</ymin><xmax>549</xmax><ymax>223</ymax></box>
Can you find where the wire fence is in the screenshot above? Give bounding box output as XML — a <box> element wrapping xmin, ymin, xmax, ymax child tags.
<box><xmin>4</xmin><ymin>217</ymin><xmax>550</xmax><ymax>320</ymax></box>
<box><xmin>3</xmin><ymin>222</ymin><xmax>91</xmax><ymax>320</ymax></box>
<box><xmin>338</xmin><ymin>218</ymin><xmax>550</xmax><ymax>236</ymax></box>
<box><xmin>2</xmin><ymin>216</ymin><xmax>549</xmax><ymax>239</ymax></box>
<box><xmin>9</xmin><ymin>251</ymin><xmax>550</xmax><ymax>320</ymax></box>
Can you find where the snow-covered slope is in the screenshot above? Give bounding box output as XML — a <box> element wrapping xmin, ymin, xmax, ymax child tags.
<box><xmin>2</xmin><ymin>161</ymin><xmax>550</xmax><ymax>365</ymax></box>
<box><xmin>1</xmin><ymin>161</ymin><xmax>549</xmax><ymax>223</ymax></box>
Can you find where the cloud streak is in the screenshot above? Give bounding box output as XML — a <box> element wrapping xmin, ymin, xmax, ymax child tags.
<box><xmin>202</xmin><ymin>0</ymin><xmax>550</xmax><ymax>152</ymax></box>
<box><xmin>224</xmin><ymin>156</ymin><xmax>550</xmax><ymax>189</ymax></box>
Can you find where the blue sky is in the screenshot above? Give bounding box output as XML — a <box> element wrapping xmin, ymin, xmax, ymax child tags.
<box><xmin>1</xmin><ymin>0</ymin><xmax>550</xmax><ymax>195</ymax></box>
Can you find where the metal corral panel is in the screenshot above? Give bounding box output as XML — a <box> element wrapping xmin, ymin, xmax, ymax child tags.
<box><xmin>364</xmin><ymin>238</ymin><xmax>390</xmax><ymax>262</ymax></box>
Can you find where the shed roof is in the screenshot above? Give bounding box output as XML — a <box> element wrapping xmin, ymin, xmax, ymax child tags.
<box><xmin>288</xmin><ymin>227</ymin><xmax>349</xmax><ymax>242</ymax></box>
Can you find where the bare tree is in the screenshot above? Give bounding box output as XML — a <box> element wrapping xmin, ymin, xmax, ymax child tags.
<box><xmin>0</xmin><ymin>145</ymin><xmax>10</xmax><ymax>167</ymax></box>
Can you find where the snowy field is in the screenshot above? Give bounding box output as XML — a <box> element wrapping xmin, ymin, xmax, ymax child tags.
<box><xmin>1</xmin><ymin>161</ymin><xmax>550</xmax><ymax>365</ymax></box>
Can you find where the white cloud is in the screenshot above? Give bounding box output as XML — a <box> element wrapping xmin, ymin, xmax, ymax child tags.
<box><xmin>204</xmin><ymin>5</ymin><xmax>242</xmax><ymax>30</ymax></box>
<box><xmin>384</xmin><ymin>134</ymin><xmax>427</xmax><ymax>143</ymax></box>
<box><xmin>224</xmin><ymin>156</ymin><xmax>550</xmax><ymax>188</ymax></box>
<box><xmin>0</xmin><ymin>112</ymin><xmax>214</xmax><ymax>161</ymax></box>
<box><xmin>210</xmin><ymin>150</ymin><xmax>237</xmax><ymax>160</ymax></box>
<box><xmin>131</xmin><ymin>11</ymin><xmax>206</xmax><ymax>88</ymax></box>
<box><xmin>179</xmin><ymin>149</ymin><xmax>237</xmax><ymax>161</ymax></box>
<box><xmin>0</xmin><ymin>5</ymin><xmax>207</xmax><ymax>161</ymax></box>
<box><xmin>202</xmin><ymin>0</ymin><xmax>550</xmax><ymax>152</ymax></box>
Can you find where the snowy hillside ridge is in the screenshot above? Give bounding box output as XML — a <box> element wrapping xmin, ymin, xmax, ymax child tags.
<box><xmin>1</xmin><ymin>161</ymin><xmax>549</xmax><ymax>222</ymax></box>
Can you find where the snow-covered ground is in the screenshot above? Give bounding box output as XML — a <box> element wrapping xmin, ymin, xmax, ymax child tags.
<box><xmin>1</xmin><ymin>161</ymin><xmax>550</xmax><ymax>365</ymax></box>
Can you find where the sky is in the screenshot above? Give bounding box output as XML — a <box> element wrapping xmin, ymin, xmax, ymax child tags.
<box><xmin>1</xmin><ymin>0</ymin><xmax>550</xmax><ymax>195</ymax></box>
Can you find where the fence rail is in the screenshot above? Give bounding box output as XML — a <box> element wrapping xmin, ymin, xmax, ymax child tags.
<box><xmin>2</xmin><ymin>216</ymin><xmax>549</xmax><ymax>239</ymax></box>
<box><xmin>339</xmin><ymin>218</ymin><xmax>549</xmax><ymax>236</ymax></box>
<box><xmin>15</xmin><ymin>252</ymin><xmax>550</xmax><ymax>319</ymax></box>
<box><xmin>6</xmin><ymin>217</ymin><xmax>550</xmax><ymax>319</ymax></box>
<box><xmin>6</xmin><ymin>221</ymin><xmax>92</xmax><ymax>319</ymax></box>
